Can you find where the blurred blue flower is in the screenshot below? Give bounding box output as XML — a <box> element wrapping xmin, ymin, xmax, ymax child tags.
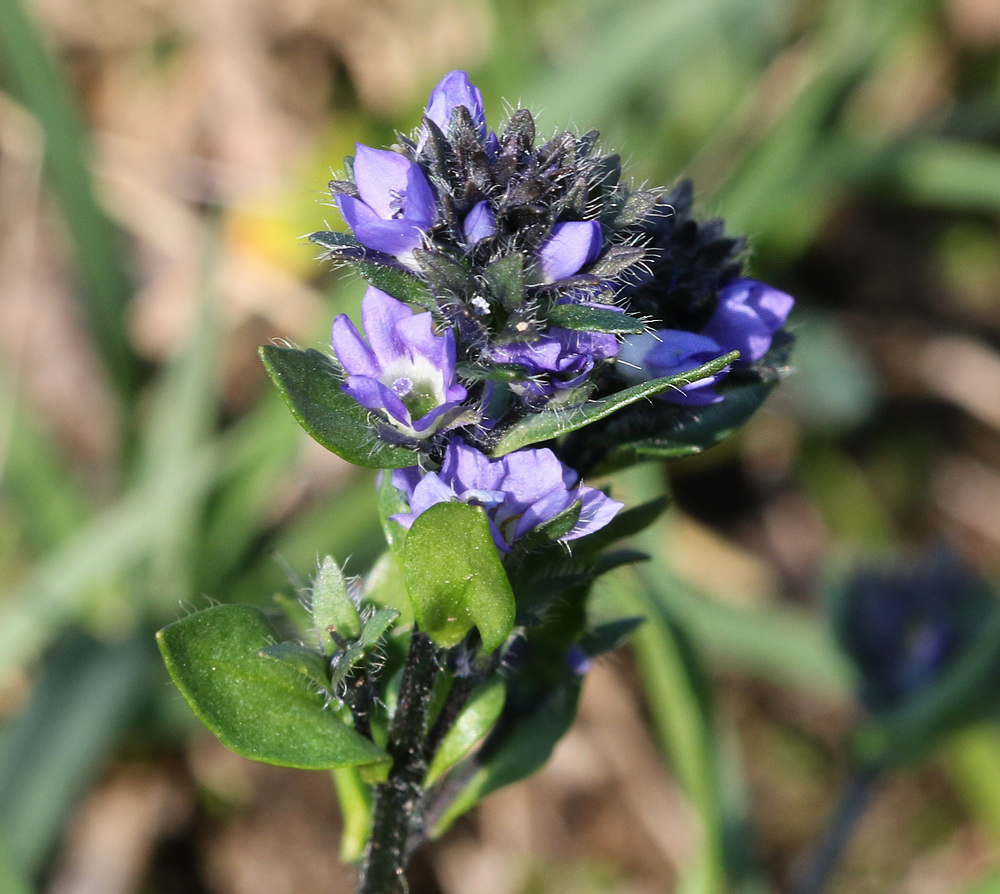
<box><xmin>390</xmin><ymin>439</ymin><xmax>623</xmax><ymax>552</ymax></box>
<box><xmin>335</xmin><ymin>145</ymin><xmax>437</xmax><ymax>261</ymax></box>
<box><xmin>834</xmin><ymin>548</ymin><xmax>992</xmax><ymax>713</ymax></box>
<box><xmin>332</xmin><ymin>286</ymin><xmax>468</xmax><ymax>439</ymax></box>
<box><xmin>614</xmin><ymin>278</ymin><xmax>793</xmax><ymax>405</ymax></box>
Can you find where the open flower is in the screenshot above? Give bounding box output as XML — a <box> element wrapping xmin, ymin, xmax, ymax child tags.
<box><xmin>617</xmin><ymin>329</ymin><xmax>730</xmax><ymax>405</ymax></box>
<box><xmin>390</xmin><ymin>439</ymin><xmax>623</xmax><ymax>552</ymax></box>
<box><xmin>702</xmin><ymin>279</ymin><xmax>794</xmax><ymax>365</ymax></box>
<box><xmin>335</xmin><ymin>145</ymin><xmax>437</xmax><ymax>262</ymax></box>
<box><xmin>332</xmin><ymin>286</ymin><xmax>468</xmax><ymax>439</ymax></box>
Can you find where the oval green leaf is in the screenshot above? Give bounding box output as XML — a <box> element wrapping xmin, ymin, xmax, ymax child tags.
<box><xmin>258</xmin><ymin>345</ymin><xmax>416</xmax><ymax>469</ymax></box>
<box><xmin>157</xmin><ymin>604</ymin><xmax>389</xmax><ymax>770</ymax></box>
<box><xmin>402</xmin><ymin>502</ymin><xmax>515</xmax><ymax>652</ymax></box>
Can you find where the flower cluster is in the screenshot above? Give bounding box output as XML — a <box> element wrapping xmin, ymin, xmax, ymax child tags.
<box><xmin>319</xmin><ymin>71</ymin><xmax>795</xmax><ymax>546</ymax></box>
<box><xmin>832</xmin><ymin>548</ymin><xmax>994</xmax><ymax>714</ymax></box>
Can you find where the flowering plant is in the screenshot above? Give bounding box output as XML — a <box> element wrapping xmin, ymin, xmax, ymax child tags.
<box><xmin>156</xmin><ymin>71</ymin><xmax>794</xmax><ymax>892</ymax></box>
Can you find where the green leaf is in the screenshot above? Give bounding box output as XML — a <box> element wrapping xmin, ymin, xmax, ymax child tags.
<box><xmin>401</xmin><ymin>502</ymin><xmax>515</xmax><ymax>652</ymax></box>
<box><xmin>312</xmin><ymin>556</ymin><xmax>361</xmax><ymax>645</ymax></box>
<box><xmin>425</xmin><ymin>678</ymin><xmax>506</xmax><ymax>786</ymax></box>
<box><xmin>258</xmin><ymin>345</ymin><xmax>416</xmax><ymax>469</ymax></box>
<box><xmin>353</xmin><ymin>262</ymin><xmax>435</xmax><ymax>308</ymax></box>
<box><xmin>430</xmin><ymin>672</ymin><xmax>582</xmax><ymax>836</ymax></box>
<box><xmin>331</xmin><ymin>766</ymin><xmax>374</xmax><ymax>862</ymax></box>
<box><xmin>588</xmin><ymin>377</ymin><xmax>777</xmax><ymax>476</ymax></box>
<box><xmin>455</xmin><ymin>362</ymin><xmax>526</xmax><ymax>383</ymax></box>
<box><xmin>258</xmin><ymin>643</ymin><xmax>331</xmax><ymax>690</ymax></box>
<box><xmin>488</xmin><ymin>352</ymin><xmax>739</xmax><ymax>456</ymax></box>
<box><xmin>578</xmin><ymin>617</ymin><xmax>646</xmax><ymax>657</ymax></box>
<box><xmin>308</xmin><ymin>231</ymin><xmax>434</xmax><ymax>308</ymax></box>
<box><xmin>546</xmin><ymin>304</ymin><xmax>645</xmax><ymax>334</ymax></box>
<box><xmin>157</xmin><ymin>604</ymin><xmax>389</xmax><ymax>770</ymax></box>
<box><xmin>360</xmin><ymin>607</ymin><xmax>401</xmax><ymax>647</ymax></box>
<box><xmin>309</xmin><ymin>230</ymin><xmax>361</xmax><ymax>251</ymax></box>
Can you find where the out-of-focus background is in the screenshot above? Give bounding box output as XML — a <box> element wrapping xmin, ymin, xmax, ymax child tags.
<box><xmin>2</xmin><ymin>0</ymin><xmax>1000</xmax><ymax>891</ymax></box>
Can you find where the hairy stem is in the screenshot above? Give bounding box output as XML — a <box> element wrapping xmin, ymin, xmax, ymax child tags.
<box><xmin>358</xmin><ymin>630</ymin><xmax>438</xmax><ymax>894</ymax></box>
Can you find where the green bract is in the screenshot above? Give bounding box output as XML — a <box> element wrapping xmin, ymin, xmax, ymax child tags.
<box><xmin>312</xmin><ymin>555</ymin><xmax>361</xmax><ymax>646</ymax></box>
<box><xmin>157</xmin><ymin>604</ymin><xmax>389</xmax><ymax>770</ymax></box>
<box><xmin>401</xmin><ymin>502</ymin><xmax>515</xmax><ymax>652</ymax></box>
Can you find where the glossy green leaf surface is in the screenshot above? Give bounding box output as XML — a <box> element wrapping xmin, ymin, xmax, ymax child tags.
<box><xmin>259</xmin><ymin>345</ymin><xmax>416</xmax><ymax>469</ymax></box>
<box><xmin>157</xmin><ymin>604</ymin><xmax>389</xmax><ymax>769</ymax></box>
<box><xmin>430</xmin><ymin>673</ymin><xmax>582</xmax><ymax>837</ymax></box>
<box><xmin>402</xmin><ymin>502</ymin><xmax>515</xmax><ymax>652</ymax></box>
<box><xmin>488</xmin><ymin>352</ymin><xmax>738</xmax><ymax>456</ymax></box>
<box><xmin>425</xmin><ymin>678</ymin><xmax>506</xmax><ymax>786</ymax></box>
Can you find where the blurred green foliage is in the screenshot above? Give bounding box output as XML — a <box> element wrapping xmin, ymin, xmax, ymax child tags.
<box><xmin>2</xmin><ymin>0</ymin><xmax>1000</xmax><ymax>890</ymax></box>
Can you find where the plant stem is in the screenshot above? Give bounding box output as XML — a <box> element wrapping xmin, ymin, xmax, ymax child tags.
<box><xmin>358</xmin><ymin>630</ymin><xmax>439</xmax><ymax>894</ymax></box>
<box><xmin>790</xmin><ymin>767</ymin><xmax>878</xmax><ymax>894</ymax></box>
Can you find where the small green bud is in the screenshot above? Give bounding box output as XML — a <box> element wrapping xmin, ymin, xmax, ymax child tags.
<box><xmin>312</xmin><ymin>556</ymin><xmax>361</xmax><ymax>648</ymax></box>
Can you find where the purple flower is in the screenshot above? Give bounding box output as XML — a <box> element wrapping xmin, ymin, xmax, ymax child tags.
<box><xmin>331</xmin><ymin>286</ymin><xmax>468</xmax><ymax>439</ymax></box>
<box><xmin>490</xmin><ymin>327</ymin><xmax>619</xmax><ymax>398</ymax></box>
<box><xmin>535</xmin><ymin>221</ymin><xmax>603</xmax><ymax>283</ymax></box>
<box><xmin>617</xmin><ymin>330</ymin><xmax>730</xmax><ymax>406</ymax></box>
<box><xmin>336</xmin><ymin>145</ymin><xmax>438</xmax><ymax>262</ymax></box>
<box><xmin>391</xmin><ymin>439</ymin><xmax>623</xmax><ymax>552</ymax></box>
<box><xmin>702</xmin><ymin>279</ymin><xmax>794</xmax><ymax>365</ymax></box>
<box><xmin>422</xmin><ymin>70</ymin><xmax>488</xmax><ymax>144</ymax></box>
<box><xmin>463</xmin><ymin>200</ymin><xmax>497</xmax><ymax>246</ymax></box>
